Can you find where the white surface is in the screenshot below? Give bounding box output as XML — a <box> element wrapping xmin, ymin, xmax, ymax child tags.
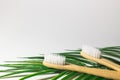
<box><xmin>0</xmin><ymin>0</ymin><xmax>120</xmax><ymax>79</ymax></box>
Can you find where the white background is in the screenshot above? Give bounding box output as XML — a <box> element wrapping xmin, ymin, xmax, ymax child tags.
<box><xmin>0</xmin><ymin>0</ymin><xmax>120</xmax><ymax>80</ymax></box>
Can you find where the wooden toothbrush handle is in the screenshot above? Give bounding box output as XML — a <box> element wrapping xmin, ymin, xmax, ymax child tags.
<box><xmin>65</xmin><ymin>64</ymin><xmax>120</xmax><ymax>80</ymax></box>
<box><xmin>81</xmin><ymin>52</ymin><xmax>120</xmax><ymax>71</ymax></box>
<box><xmin>101</xmin><ymin>58</ymin><xmax>120</xmax><ymax>71</ymax></box>
<box><xmin>43</xmin><ymin>62</ymin><xmax>120</xmax><ymax>80</ymax></box>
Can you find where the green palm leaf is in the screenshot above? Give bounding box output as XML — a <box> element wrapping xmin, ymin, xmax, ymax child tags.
<box><xmin>0</xmin><ymin>46</ymin><xmax>120</xmax><ymax>80</ymax></box>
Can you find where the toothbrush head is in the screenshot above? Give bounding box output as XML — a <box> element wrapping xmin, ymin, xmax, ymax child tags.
<box><xmin>81</xmin><ymin>45</ymin><xmax>101</xmax><ymax>59</ymax></box>
<box><xmin>44</xmin><ymin>53</ymin><xmax>66</xmax><ymax>65</ymax></box>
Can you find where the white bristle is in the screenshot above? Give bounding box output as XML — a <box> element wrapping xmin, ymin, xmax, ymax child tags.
<box><xmin>44</xmin><ymin>53</ymin><xmax>66</xmax><ymax>65</ymax></box>
<box><xmin>82</xmin><ymin>45</ymin><xmax>101</xmax><ymax>58</ymax></box>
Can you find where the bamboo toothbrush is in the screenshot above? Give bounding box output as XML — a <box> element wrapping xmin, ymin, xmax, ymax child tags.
<box><xmin>81</xmin><ymin>45</ymin><xmax>120</xmax><ymax>71</ymax></box>
<box><xmin>43</xmin><ymin>53</ymin><xmax>120</xmax><ymax>80</ymax></box>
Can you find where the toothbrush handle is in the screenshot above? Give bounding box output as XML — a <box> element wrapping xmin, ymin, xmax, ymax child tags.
<box><xmin>65</xmin><ymin>64</ymin><xmax>120</xmax><ymax>80</ymax></box>
<box><xmin>43</xmin><ymin>62</ymin><xmax>120</xmax><ymax>80</ymax></box>
<box><xmin>81</xmin><ymin>52</ymin><xmax>120</xmax><ymax>71</ymax></box>
<box><xmin>101</xmin><ymin>58</ymin><xmax>120</xmax><ymax>71</ymax></box>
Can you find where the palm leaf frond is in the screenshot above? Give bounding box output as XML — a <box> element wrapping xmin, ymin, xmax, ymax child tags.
<box><xmin>0</xmin><ymin>46</ymin><xmax>120</xmax><ymax>80</ymax></box>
